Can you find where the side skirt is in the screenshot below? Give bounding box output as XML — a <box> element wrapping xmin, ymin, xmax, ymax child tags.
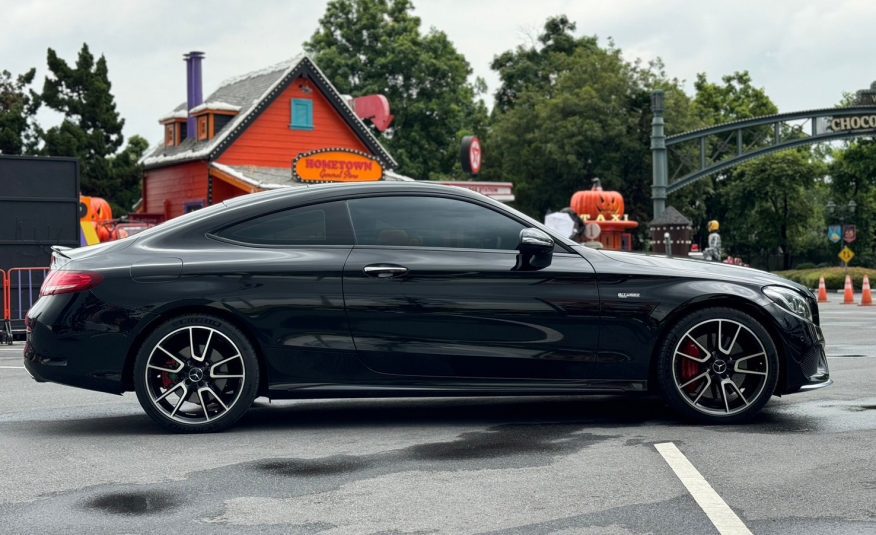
<box><xmin>266</xmin><ymin>380</ymin><xmax>648</xmax><ymax>400</ymax></box>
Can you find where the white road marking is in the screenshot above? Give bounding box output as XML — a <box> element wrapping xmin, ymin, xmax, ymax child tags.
<box><xmin>655</xmin><ymin>442</ymin><xmax>752</xmax><ymax>535</ymax></box>
<box><xmin>0</xmin><ymin>366</ymin><xmax>25</xmax><ymax>369</ymax></box>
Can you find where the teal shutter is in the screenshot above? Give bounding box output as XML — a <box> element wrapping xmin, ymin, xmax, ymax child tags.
<box><xmin>291</xmin><ymin>99</ymin><xmax>314</xmax><ymax>130</ymax></box>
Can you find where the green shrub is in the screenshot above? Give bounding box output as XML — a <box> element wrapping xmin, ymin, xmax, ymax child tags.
<box><xmin>774</xmin><ymin>267</ymin><xmax>876</xmax><ymax>290</ymax></box>
<box><xmin>794</xmin><ymin>262</ymin><xmax>817</xmax><ymax>270</ymax></box>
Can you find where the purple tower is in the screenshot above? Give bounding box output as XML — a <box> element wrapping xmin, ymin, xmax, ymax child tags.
<box><xmin>184</xmin><ymin>51</ymin><xmax>205</xmax><ymax>138</ymax></box>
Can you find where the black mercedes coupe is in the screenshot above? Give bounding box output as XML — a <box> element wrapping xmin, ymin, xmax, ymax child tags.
<box><xmin>24</xmin><ymin>182</ymin><xmax>830</xmax><ymax>432</ymax></box>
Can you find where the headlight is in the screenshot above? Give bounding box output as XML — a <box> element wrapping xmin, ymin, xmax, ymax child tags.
<box><xmin>763</xmin><ymin>286</ymin><xmax>813</xmax><ymax>322</ymax></box>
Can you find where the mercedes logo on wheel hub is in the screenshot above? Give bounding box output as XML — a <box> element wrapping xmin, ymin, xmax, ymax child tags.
<box><xmin>712</xmin><ymin>359</ymin><xmax>727</xmax><ymax>374</ymax></box>
<box><xmin>188</xmin><ymin>367</ymin><xmax>204</xmax><ymax>382</ymax></box>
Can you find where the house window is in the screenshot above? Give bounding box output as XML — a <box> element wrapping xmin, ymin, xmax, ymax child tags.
<box><xmin>214</xmin><ymin>114</ymin><xmax>232</xmax><ymax>134</ymax></box>
<box><xmin>197</xmin><ymin>115</ymin><xmax>209</xmax><ymax>141</ymax></box>
<box><xmin>184</xmin><ymin>200</ymin><xmax>205</xmax><ymax>213</ymax></box>
<box><xmin>164</xmin><ymin>124</ymin><xmax>175</xmax><ymax>146</ymax></box>
<box><xmin>290</xmin><ymin>99</ymin><xmax>314</xmax><ymax>130</ymax></box>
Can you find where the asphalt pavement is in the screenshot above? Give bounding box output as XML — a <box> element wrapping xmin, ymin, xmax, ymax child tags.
<box><xmin>0</xmin><ymin>298</ymin><xmax>874</xmax><ymax>534</ymax></box>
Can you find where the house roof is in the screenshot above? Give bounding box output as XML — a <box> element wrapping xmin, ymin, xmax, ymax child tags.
<box><xmin>142</xmin><ymin>54</ymin><xmax>397</xmax><ymax>170</ymax></box>
<box><xmin>649</xmin><ymin>205</ymin><xmax>693</xmax><ymax>226</ymax></box>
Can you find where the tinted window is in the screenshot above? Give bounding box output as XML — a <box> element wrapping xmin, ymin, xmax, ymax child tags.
<box><xmin>348</xmin><ymin>196</ymin><xmax>524</xmax><ymax>250</ymax></box>
<box><xmin>215</xmin><ymin>201</ymin><xmax>353</xmax><ymax>246</ymax></box>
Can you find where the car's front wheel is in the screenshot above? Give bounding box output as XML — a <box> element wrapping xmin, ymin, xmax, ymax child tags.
<box><xmin>134</xmin><ymin>314</ymin><xmax>259</xmax><ymax>433</ymax></box>
<box><xmin>656</xmin><ymin>307</ymin><xmax>779</xmax><ymax>423</ymax></box>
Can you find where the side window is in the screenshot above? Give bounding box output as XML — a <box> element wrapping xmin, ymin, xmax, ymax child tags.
<box><xmin>215</xmin><ymin>200</ymin><xmax>353</xmax><ymax>246</ymax></box>
<box><xmin>348</xmin><ymin>196</ymin><xmax>525</xmax><ymax>250</ymax></box>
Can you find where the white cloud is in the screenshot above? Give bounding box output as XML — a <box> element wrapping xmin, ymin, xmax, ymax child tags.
<box><xmin>1</xmin><ymin>0</ymin><xmax>874</xmax><ymax>144</ymax></box>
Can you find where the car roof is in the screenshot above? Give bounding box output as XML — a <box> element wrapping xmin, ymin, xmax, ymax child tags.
<box><xmin>221</xmin><ymin>181</ymin><xmax>479</xmax><ymax>207</ymax></box>
<box><xmin>136</xmin><ymin>181</ymin><xmax>490</xmax><ymax>244</ymax></box>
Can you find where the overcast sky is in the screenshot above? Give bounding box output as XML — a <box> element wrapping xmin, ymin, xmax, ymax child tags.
<box><xmin>2</xmin><ymin>0</ymin><xmax>874</xmax><ymax>147</ymax></box>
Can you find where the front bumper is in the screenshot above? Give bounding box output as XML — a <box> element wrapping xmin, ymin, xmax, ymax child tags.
<box><xmin>776</xmin><ymin>314</ymin><xmax>831</xmax><ymax>394</ymax></box>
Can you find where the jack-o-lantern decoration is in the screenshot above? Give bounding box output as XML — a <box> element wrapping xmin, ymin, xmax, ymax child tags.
<box><xmin>80</xmin><ymin>196</ymin><xmax>114</xmax><ymax>223</ymax></box>
<box><xmin>79</xmin><ymin>195</ymin><xmax>115</xmax><ymax>244</ymax></box>
<box><xmin>570</xmin><ymin>178</ymin><xmax>624</xmax><ymax>217</ymax></box>
<box><xmin>568</xmin><ymin>177</ymin><xmax>638</xmax><ymax>252</ymax></box>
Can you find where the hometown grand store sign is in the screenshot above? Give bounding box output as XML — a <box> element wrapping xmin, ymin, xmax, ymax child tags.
<box><xmin>293</xmin><ymin>148</ymin><xmax>384</xmax><ymax>183</ymax></box>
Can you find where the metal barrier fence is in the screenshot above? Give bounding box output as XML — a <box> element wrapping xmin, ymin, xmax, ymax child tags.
<box><xmin>4</xmin><ymin>267</ymin><xmax>50</xmax><ymax>342</ymax></box>
<box><xmin>1</xmin><ymin>269</ymin><xmax>8</xmax><ymax>344</ymax></box>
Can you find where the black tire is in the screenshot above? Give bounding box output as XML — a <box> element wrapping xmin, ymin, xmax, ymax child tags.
<box><xmin>656</xmin><ymin>307</ymin><xmax>779</xmax><ymax>424</ymax></box>
<box><xmin>134</xmin><ymin>314</ymin><xmax>259</xmax><ymax>433</ymax></box>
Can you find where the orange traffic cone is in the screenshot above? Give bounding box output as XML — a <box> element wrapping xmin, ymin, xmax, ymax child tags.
<box><xmin>843</xmin><ymin>275</ymin><xmax>855</xmax><ymax>304</ymax></box>
<box><xmin>817</xmin><ymin>276</ymin><xmax>829</xmax><ymax>303</ymax></box>
<box><xmin>861</xmin><ymin>275</ymin><xmax>873</xmax><ymax>306</ymax></box>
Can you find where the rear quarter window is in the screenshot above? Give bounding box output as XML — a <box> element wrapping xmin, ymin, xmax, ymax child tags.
<box><xmin>213</xmin><ymin>200</ymin><xmax>353</xmax><ymax>246</ymax></box>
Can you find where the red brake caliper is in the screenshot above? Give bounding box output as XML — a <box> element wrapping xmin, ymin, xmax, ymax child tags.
<box><xmin>161</xmin><ymin>358</ymin><xmax>176</xmax><ymax>389</ymax></box>
<box><xmin>680</xmin><ymin>340</ymin><xmax>701</xmax><ymax>392</ymax></box>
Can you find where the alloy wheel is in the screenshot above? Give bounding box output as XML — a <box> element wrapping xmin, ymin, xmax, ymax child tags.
<box><xmin>143</xmin><ymin>326</ymin><xmax>246</xmax><ymax>425</ymax></box>
<box><xmin>671</xmin><ymin>318</ymin><xmax>770</xmax><ymax>417</ymax></box>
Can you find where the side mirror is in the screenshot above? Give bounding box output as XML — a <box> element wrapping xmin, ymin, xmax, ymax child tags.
<box><xmin>515</xmin><ymin>228</ymin><xmax>554</xmax><ymax>270</ymax></box>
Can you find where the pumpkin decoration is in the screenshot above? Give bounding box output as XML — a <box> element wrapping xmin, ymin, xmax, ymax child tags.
<box><xmin>568</xmin><ymin>177</ymin><xmax>638</xmax><ymax>251</ymax></box>
<box><xmin>80</xmin><ymin>196</ymin><xmax>114</xmax><ymax>223</ymax></box>
<box><xmin>570</xmin><ymin>178</ymin><xmax>624</xmax><ymax>218</ymax></box>
<box><xmin>90</xmin><ymin>197</ymin><xmax>113</xmax><ymax>223</ymax></box>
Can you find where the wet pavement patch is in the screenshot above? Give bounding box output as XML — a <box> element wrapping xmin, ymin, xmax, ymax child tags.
<box><xmin>623</xmin><ymin>437</ymin><xmax>678</xmax><ymax>448</ymax></box>
<box><xmin>847</xmin><ymin>404</ymin><xmax>876</xmax><ymax>412</ymax></box>
<box><xmin>85</xmin><ymin>491</ymin><xmax>176</xmax><ymax>515</ymax></box>
<box><xmin>256</xmin><ymin>455</ymin><xmax>370</xmax><ymax>477</ymax></box>
<box><xmin>405</xmin><ymin>424</ymin><xmax>614</xmax><ymax>461</ymax></box>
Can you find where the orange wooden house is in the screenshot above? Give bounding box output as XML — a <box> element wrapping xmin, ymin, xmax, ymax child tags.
<box><xmin>140</xmin><ymin>52</ymin><xmax>399</xmax><ymax>219</ymax></box>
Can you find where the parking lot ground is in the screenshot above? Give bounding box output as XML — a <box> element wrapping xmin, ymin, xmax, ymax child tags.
<box><xmin>0</xmin><ymin>301</ymin><xmax>874</xmax><ymax>534</ymax></box>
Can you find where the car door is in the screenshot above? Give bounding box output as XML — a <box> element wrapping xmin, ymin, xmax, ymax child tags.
<box><xmin>342</xmin><ymin>194</ymin><xmax>601</xmax><ymax>381</ymax></box>
<box><xmin>205</xmin><ymin>199</ymin><xmax>357</xmax><ymax>384</ymax></box>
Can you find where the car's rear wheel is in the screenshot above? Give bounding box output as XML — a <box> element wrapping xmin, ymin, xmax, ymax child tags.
<box><xmin>656</xmin><ymin>307</ymin><xmax>779</xmax><ymax>423</ymax></box>
<box><xmin>133</xmin><ymin>314</ymin><xmax>259</xmax><ymax>433</ymax></box>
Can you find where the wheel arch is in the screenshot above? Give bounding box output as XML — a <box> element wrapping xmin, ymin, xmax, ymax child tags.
<box><xmin>647</xmin><ymin>294</ymin><xmax>786</xmax><ymax>393</ymax></box>
<box><xmin>121</xmin><ymin>304</ymin><xmax>270</xmax><ymax>396</ymax></box>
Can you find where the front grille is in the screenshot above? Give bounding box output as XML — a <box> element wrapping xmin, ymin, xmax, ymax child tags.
<box><xmin>799</xmin><ymin>345</ymin><xmax>825</xmax><ymax>378</ymax></box>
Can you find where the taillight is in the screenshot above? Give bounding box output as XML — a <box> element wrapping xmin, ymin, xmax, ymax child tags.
<box><xmin>40</xmin><ymin>271</ymin><xmax>104</xmax><ymax>296</ymax></box>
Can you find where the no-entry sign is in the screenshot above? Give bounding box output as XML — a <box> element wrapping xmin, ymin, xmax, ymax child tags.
<box><xmin>584</xmin><ymin>222</ymin><xmax>601</xmax><ymax>241</ymax></box>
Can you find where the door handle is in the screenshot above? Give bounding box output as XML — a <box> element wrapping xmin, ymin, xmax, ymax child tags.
<box><xmin>363</xmin><ymin>264</ymin><xmax>409</xmax><ymax>278</ymax></box>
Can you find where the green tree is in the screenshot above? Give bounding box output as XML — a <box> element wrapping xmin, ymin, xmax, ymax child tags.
<box><xmin>686</xmin><ymin>71</ymin><xmax>784</xmax><ymax>253</ymax></box>
<box><xmin>722</xmin><ymin>151</ymin><xmax>825</xmax><ymax>270</ymax></box>
<box><xmin>692</xmin><ymin>71</ymin><xmax>777</xmax><ymax>125</ymax></box>
<box><xmin>490</xmin><ymin>15</ymin><xmax>582</xmax><ymax>113</ymax></box>
<box><xmin>41</xmin><ymin>43</ymin><xmax>143</xmax><ymax>212</ymax></box>
<box><xmin>305</xmin><ymin>0</ymin><xmax>488</xmax><ymax>179</ymax></box>
<box><xmin>108</xmin><ymin>134</ymin><xmax>149</xmax><ymax>214</ymax></box>
<box><xmin>487</xmin><ymin>16</ymin><xmax>698</xmax><ymax>240</ymax></box>
<box><xmin>829</xmin><ymin>139</ymin><xmax>876</xmax><ymax>267</ymax></box>
<box><xmin>0</xmin><ymin>68</ymin><xmax>41</xmax><ymax>154</ymax></box>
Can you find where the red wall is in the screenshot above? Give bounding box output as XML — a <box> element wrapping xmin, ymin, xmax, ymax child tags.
<box><xmin>218</xmin><ymin>76</ymin><xmax>370</xmax><ymax>168</ymax></box>
<box><xmin>143</xmin><ymin>161</ymin><xmax>209</xmax><ymax>219</ymax></box>
<box><xmin>212</xmin><ymin>177</ymin><xmax>248</xmax><ymax>204</ymax></box>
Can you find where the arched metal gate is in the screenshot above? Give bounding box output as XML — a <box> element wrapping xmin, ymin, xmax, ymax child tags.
<box><xmin>651</xmin><ymin>83</ymin><xmax>876</xmax><ymax>216</ymax></box>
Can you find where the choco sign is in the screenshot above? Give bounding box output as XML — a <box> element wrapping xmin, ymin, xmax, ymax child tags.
<box><xmin>293</xmin><ymin>148</ymin><xmax>384</xmax><ymax>183</ymax></box>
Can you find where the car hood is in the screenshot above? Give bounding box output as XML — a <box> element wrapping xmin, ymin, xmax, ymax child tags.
<box><xmin>591</xmin><ymin>249</ymin><xmax>809</xmax><ymax>292</ymax></box>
